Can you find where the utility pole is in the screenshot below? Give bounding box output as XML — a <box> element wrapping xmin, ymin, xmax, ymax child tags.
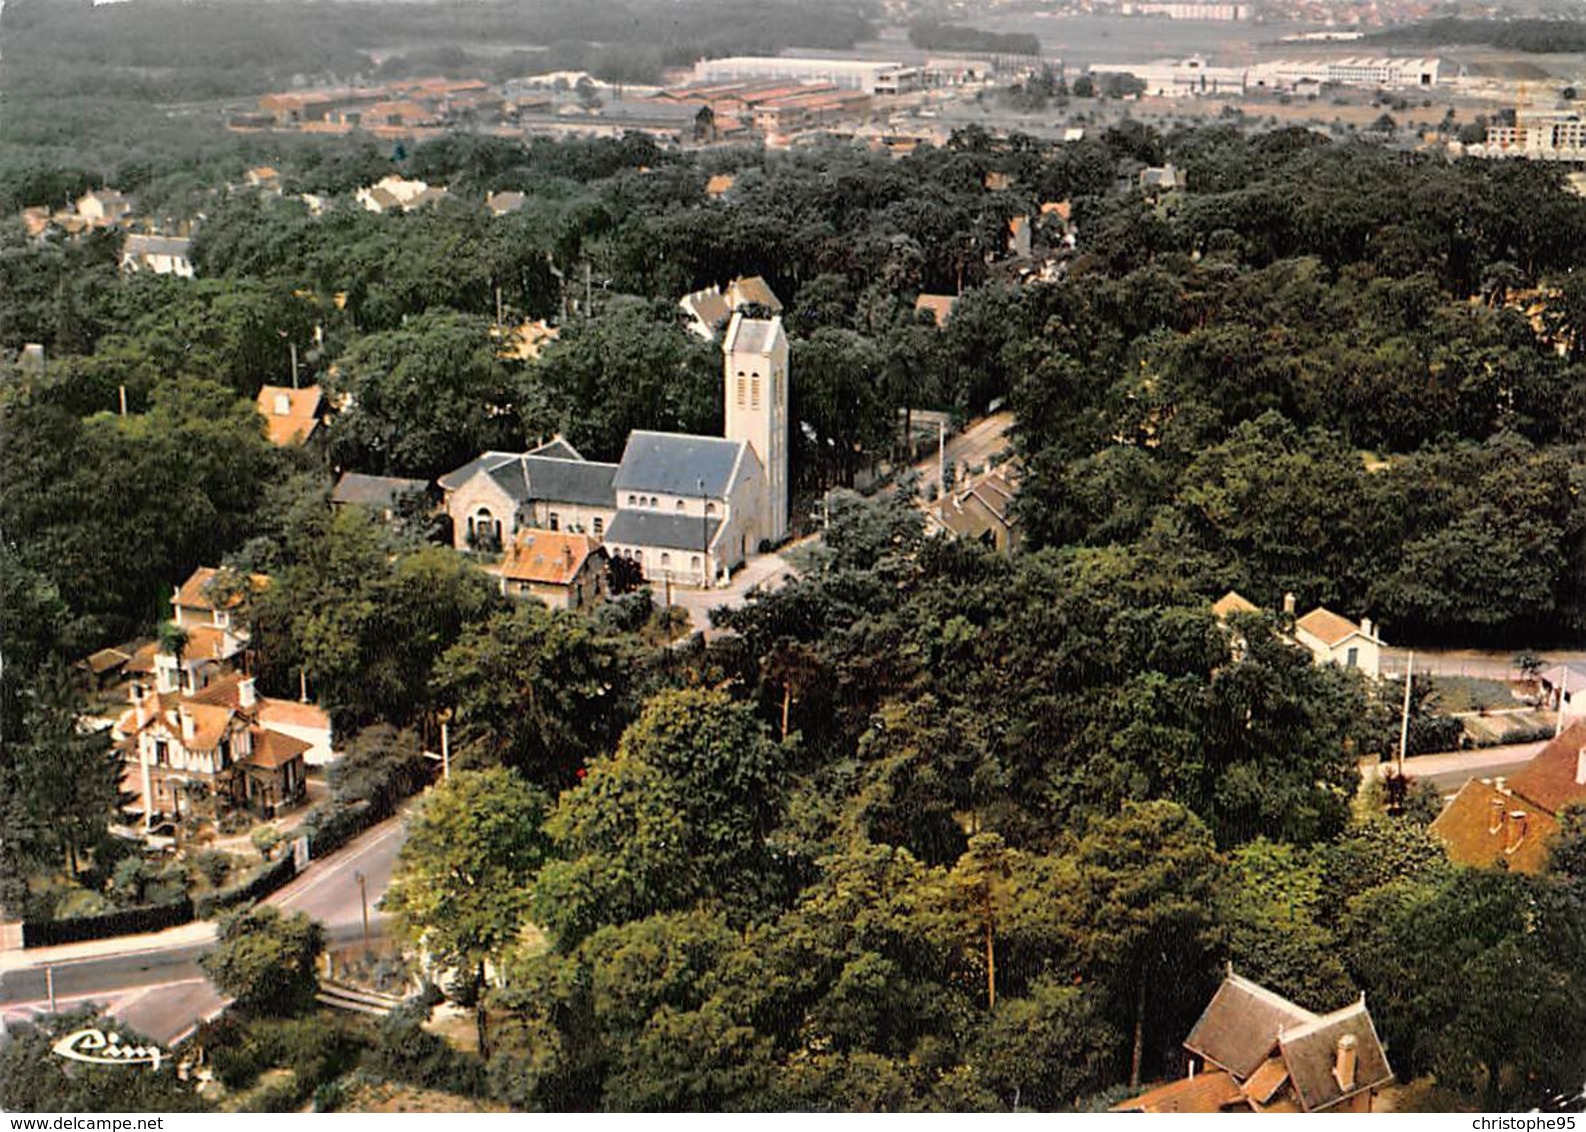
<box><xmin>699</xmin><ymin>477</ymin><xmax>708</xmax><ymax>584</ymax></box>
<box><xmin>1559</xmin><ymin>667</ymin><xmax>1570</xmax><ymax>738</ymax></box>
<box><xmin>45</xmin><ymin>965</ymin><xmax>56</xmax><ymax>1013</ymax></box>
<box><xmin>440</xmin><ymin>720</ymin><xmax>451</xmax><ymax>781</ymax></box>
<box><xmin>938</xmin><ymin>419</ymin><xmax>947</xmax><ymax>497</ymax></box>
<box><xmin>1397</xmin><ymin>649</ymin><xmax>1414</xmax><ymax>778</ymax></box>
<box><xmin>289</xmin><ymin>340</ymin><xmax>299</xmax><ymax>389</ymax></box>
<box><xmin>355</xmin><ymin>871</ymin><xmax>370</xmax><ymax>952</ymax></box>
<box><xmin>118</xmin><ymin>385</ymin><xmax>128</xmax><ymax>417</ymax></box>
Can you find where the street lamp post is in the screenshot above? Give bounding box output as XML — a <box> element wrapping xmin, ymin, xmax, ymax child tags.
<box><xmin>699</xmin><ymin>477</ymin><xmax>708</xmax><ymax>586</ymax></box>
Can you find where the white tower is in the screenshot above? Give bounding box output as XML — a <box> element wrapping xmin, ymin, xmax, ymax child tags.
<box><xmin>722</xmin><ymin>312</ymin><xmax>789</xmax><ymax>544</ymax></box>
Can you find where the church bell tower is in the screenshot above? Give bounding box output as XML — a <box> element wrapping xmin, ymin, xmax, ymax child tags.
<box><xmin>722</xmin><ymin>312</ymin><xmax>789</xmax><ymax>545</ymax></box>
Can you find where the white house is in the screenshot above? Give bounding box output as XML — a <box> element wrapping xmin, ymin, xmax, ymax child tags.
<box><xmin>1293</xmin><ymin>605</ymin><xmax>1385</xmax><ymax>678</ymax></box>
<box><xmin>679</xmin><ymin>276</ymin><xmax>782</xmax><ymax>341</ymax></box>
<box><xmin>121</xmin><ymin>234</ymin><xmax>193</xmax><ymax>277</ymax></box>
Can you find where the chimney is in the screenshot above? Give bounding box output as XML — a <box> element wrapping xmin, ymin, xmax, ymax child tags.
<box><xmin>1576</xmin><ymin>747</ymin><xmax>1586</xmax><ymax>787</ymax></box>
<box><xmin>1489</xmin><ymin>797</ymin><xmax>1505</xmax><ymax>835</ymax></box>
<box><xmin>1360</xmin><ymin>617</ymin><xmax>1373</xmax><ymax>638</ymax></box>
<box><xmin>1505</xmin><ymin>810</ymin><xmax>1528</xmax><ymax>855</ymax></box>
<box><xmin>1494</xmin><ymin>776</ymin><xmax>1508</xmax><ymax>795</ymax></box>
<box><xmin>1333</xmin><ymin>1034</ymin><xmax>1358</xmax><ymax>1091</ymax></box>
<box><xmin>132</xmin><ymin>682</ymin><xmax>149</xmax><ymax>729</ymax></box>
<box><xmin>239</xmin><ymin>676</ymin><xmax>257</xmax><ymax>710</ymax></box>
<box><xmin>1282</xmin><ymin>592</ymin><xmax>1296</xmax><ymax>616</ymax></box>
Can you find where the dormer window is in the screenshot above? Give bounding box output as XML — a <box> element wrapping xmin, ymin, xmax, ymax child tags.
<box><xmin>273</xmin><ymin>393</ymin><xmax>291</xmax><ymax>415</ymax></box>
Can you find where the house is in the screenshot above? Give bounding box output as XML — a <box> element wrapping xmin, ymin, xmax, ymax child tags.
<box><xmin>1007</xmin><ymin>214</ymin><xmax>1032</xmax><ymax>258</ymax></box>
<box><xmin>1140</xmin><ymin>163</ymin><xmax>1184</xmax><ymax>195</ymax></box>
<box><xmin>75</xmin><ymin>188</ymin><xmax>134</xmax><ymax>228</ymax></box>
<box><xmin>679</xmin><ymin>275</ymin><xmax>783</xmax><ymax>341</ymax></box>
<box><xmin>500</xmin><ymin>531</ymin><xmax>606</xmax><ymax>610</ymax></box>
<box><xmin>244</xmin><ymin>166</ymin><xmax>281</xmax><ymax>190</ymax></box>
<box><xmin>1293</xmin><ymin>605</ymin><xmax>1384</xmax><ymax>678</ymax></box>
<box><xmin>440</xmin><ymin>311</ymin><xmax>790</xmax><ymax>587</ymax></box>
<box><xmin>254</xmin><ymin>384</ymin><xmax>324</xmax><ymax>447</ymax></box>
<box><xmin>1431</xmin><ymin>720</ymin><xmax>1586</xmax><ymax>874</ymax></box>
<box><xmin>115</xmin><ymin>673</ymin><xmax>310</xmax><ymax>824</ymax></box>
<box><xmin>163</xmin><ymin>566</ymin><xmax>269</xmax><ymax>693</ymax></box>
<box><xmin>355</xmin><ymin>175</ymin><xmax>448</xmax><ymax>213</ymax></box>
<box><xmin>331</xmin><ymin>472</ymin><xmax>432</xmax><ymax>522</ymax></box>
<box><xmin>1115</xmin><ymin>971</ymin><xmax>1394</xmax><ymax>1113</ymax></box>
<box><xmin>1212</xmin><ymin>590</ymin><xmax>1261</xmax><ymax>619</ymax></box>
<box><xmin>1539</xmin><ymin>663</ymin><xmax>1586</xmax><ymax>722</ymax></box>
<box><xmin>486</xmin><ymin>190</ymin><xmax>527</xmax><ymax>216</ymax></box>
<box><xmin>705</xmin><ymin>173</ymin><xmax>736</xmax><ymax>198</ymax></box>
<box><xmin>439</xmin><ymin>438</ymin><xmax>619</xmax><ymax>552</ymax></box>
<box><xmin>120</xmin><ymin>234</ymin><xmax>194</xmax><ymax>278</ymax></box>
<box><xmin>930</xmin><ymin>467</ymin><xmax>1020</xmax><ymax>552</ymax></box>
<box><xmin>914</xmin><ymin>293</ymin><xmax>959</xmax><ymax>327</ymax></box>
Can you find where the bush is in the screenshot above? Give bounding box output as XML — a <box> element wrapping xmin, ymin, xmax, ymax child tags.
<box><xmin>194</xmin><ymin>849</ymin><xmax>236</xmax><ymax>888</ymax></box>
<box><xmin>209</xmin><ymin>1040</ymin><xmax>266</xmax><ymax>1091</ymax></box>
<box><xmin>364</xmin><ymin>1004</ymin><xmax>487</xmax><ymax>1096</ymax></box>
<box><xmin>251</xmin><ymin>826</ymin><xmax>282</xmax><ymax>861</ymax></box>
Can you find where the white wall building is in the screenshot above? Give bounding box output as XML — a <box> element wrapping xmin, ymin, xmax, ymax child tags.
<box><xmin>693</xmin><ymin>56</ymin><xmax>918</xmax><ymax>95</ymax></box>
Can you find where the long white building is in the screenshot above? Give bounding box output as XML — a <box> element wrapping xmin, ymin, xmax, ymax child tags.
<box><xmin>693</xmin><ymin>56</ymin><xmax>919</xmax><ymax>95</ymax></box>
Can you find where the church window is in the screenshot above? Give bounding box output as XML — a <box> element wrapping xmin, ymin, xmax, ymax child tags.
<box><xmin>705</xmin><ymin>502</ymin><xmax>717</xmax><ymax>516</ymax></box>
<box><xmin>751</xmin><ymin>375</ymin><xmax>761</xmax><ymax>409</ymax></box>
<box><xmin>676</xmin><ymin>499</ymin><xmax>686</xmax><ymax>511</ymax></box>
<box><xmin>592</xmin><ymin>516</ymin><xmax>604</xmax><ymax>537</ymax></box>
<box><xmin>691</xmin><ymin>555</ymin><xmax>701</xmax><ymax>571</ymax></box>
<box><xmin>661</xmin><ymin>553</ymin><xmax>671</xmax><ymax>567</ymax></box>
<box><xmin>736</xmin><ymin>374</ymin><xmax>746</xmax><ymax>407</ymax></box>
<box><xmin>627</xmin><ymin>494</ymin><xmax>636</xmax><ymax>506</ymax></box>
<box><xmin>548</xmin><ymin>513</ymin><xmax>560</xmax><ymax>531</ymax></box>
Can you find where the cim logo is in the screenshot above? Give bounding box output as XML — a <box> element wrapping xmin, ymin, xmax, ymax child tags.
<box><xmin>51</xmin><ymin>1028</ymin><xmax>167</xmax><ymax>1071</ymax></box>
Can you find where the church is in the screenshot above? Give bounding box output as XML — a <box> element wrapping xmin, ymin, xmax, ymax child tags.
<box><xmin>439</xmin><ymin>311</ymin><xmax>789</xmax><ymax>588</ymax></box>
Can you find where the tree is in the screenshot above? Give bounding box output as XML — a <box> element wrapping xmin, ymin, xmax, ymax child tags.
<box><xmin>532</xmin><ymin>688</ymin><xmax>788</xmax><ymax>949</ymax></box>
<box><xmin>430</xmin><ymin>601</ymin><xmax>634</xmax><ymax>787</ymax></box>
<box><xmin>200</xmin><ymin>905</ymin><xmax>324</xmax><ymax>1017</ymax></box>
<box><xmin>381</xmin><ymin>767</ymin><xmax>551</xmax><ymax>1055</ymax></box>
<box><xmin>1062</xmin><ymin>801</ymin><xmax>1223</xmax><ymax>1087</ymax></box>
<box><xmin>326</xmin><ymin>311</ymin><xmax>520</xmax><ymax>480</ymax></box>
<box><xmin>5</xmin><ymin>663</ymin><xmax>121</xmax><ymax>877</ymax></box>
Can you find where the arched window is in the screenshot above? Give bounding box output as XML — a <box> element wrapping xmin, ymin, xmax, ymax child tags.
<box><xmin>676</xmin><ymin>499</ymin><xmax>686</xmax><ymax>511</ymax></box>
<box><xmin>634</xmin><ymin>550</ymin><xmax>644</xmax><ymax>566</ymax></box>
<box><xmin>751</xmin><ymin>375</ymin><xmax>761</xmax><ymax>409</ymax></box>
<box><xmin>736</xmin><ymin>373</ymin><xmax>746</xmax><ymax>407</ymax></box>
<box><xmin>661</xmin><ymin>552</ymin><xmax>671</xmax><ymax>567</ymax></box>
<box><xmin>705</xmin><ymin>501</ymin><xmax>717</xmax><ymax>516</ymax></box>
<box><xmin>627</xmin><ymin>494</ymin><xmax>636</xmax><ymax>506</ymax></box>
<box><xmin>691</xmin><ymin>555</ymin><xmax>701</xmax><ymax>571</ymax></box>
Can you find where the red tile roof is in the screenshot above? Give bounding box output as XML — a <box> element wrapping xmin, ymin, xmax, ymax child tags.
<box><xmin>174</xmin><ymin>566</ymin><xmax>270</xmax><ymax>612</ymax></box>
<box><xmin>1430</xmin><ymin>777</ymin><xmax>1556</xmax><ymax>874</ymax></box>
<box><xmin>1295</xmin><ymin>607</ymin><xmax>1372</xmax><ymax>647</ymax></box>
<box><xmin>255</xmin><ymin>385</ymin><xmax>323</xmax><ymax>446</ymax></box>
<box><xmin>1504</xmin><ymin>720</ymin><xmax>1586</xmax><ymax>817</ymax></box>
<box><xmin>1114</xmin><ymin>1070</ymin><xmax>1250</xmax><ymax>1113</ymax></box>
<box><xmin>501</xmin><ymin>531</ymin><xmax>600</xmax><ymax>587</ymax></box>
<box><xmin>249</xmin><ymin>729</ymin><xmax>311</xmax><ymax>770</ymax></box>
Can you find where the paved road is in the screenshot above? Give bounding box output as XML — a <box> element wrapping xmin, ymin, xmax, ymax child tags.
<box><xmin>0</xmin><ymin>809</ymin><xmax>409</xmax><ymax>1045</ymax></box>
<box><xmin>665</xmin><ymin>534</ymin><xmax>818</xmax><ymax>634</ymax></box>
<box><xmin>1383</xmin><ymin>647</ymin><xmax>1586</xmax><ymax>681</ymax></box>
<box><xmin>1364</xmin><ymin>740</ymin><xmax>1549</xmax><ymax>795</ymax></box>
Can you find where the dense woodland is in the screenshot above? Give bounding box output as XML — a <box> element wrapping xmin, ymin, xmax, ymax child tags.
<box><xmin>3</xmin><ymin>82</ymin><xmax>1586</xmax><ymax>1112</ymax></box>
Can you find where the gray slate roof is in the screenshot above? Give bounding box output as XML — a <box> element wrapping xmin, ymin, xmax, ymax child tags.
<box><xmin>1185</xmin><ymin>973</ymin><xmax>1317</xmax><ymax>1080</ymax></box>
<box><xmin>1277</xmin><ymin>1004</ymin><xmax>1394</xmax><ymax>1112</ymax></box>
<box><xmin>605</xmin><ymin>509</ymin><xmax>722</xmax><ymax>552</ymax></box>
<box><xmin>332</xmin><ymin>472</ymin><xmax>430</xmax><ymax>509</ymax></box>
<box><xmin>613</xmin><ymin>431</ymin><xmax>747</xmax><ymax>499</ymax></box>
<box><xmin>528</xmin><ymin>436</ymin><xmax>584</xmax><ymax>462</ymax></box>
<box><xmin>723</xmin><ymin>313</ymin><xmax>784</xmax><ymax>356</ymax></box>
<box><xmin>438</xmin><ymin>450</ymin><xmax>617</xmax><ymax>508</ymax></box>
<box><xmin>124</xmin><ymin>234</ymin><xmax>192</xmax><ymax>257</ymax></box>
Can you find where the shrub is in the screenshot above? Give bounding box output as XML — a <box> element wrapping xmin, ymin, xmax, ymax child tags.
<box><xmin>194</xmin><ymin>850</ymin><xmax>235</xmax><ymax>888</ymax></box>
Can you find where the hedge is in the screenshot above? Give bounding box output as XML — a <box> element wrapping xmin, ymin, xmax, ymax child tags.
<box><xmin>194</xmin><ymin>853</ymin><xmax>298</xmax><ymax>920</ymax></box>
<box><xmin>23</xmin><ymin>896</ymin><xmax>194</xmax><ymax>948</ymax></box>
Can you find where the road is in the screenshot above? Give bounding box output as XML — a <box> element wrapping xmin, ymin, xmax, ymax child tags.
<box><xmin>1363</xmin><ymin>740</ymin><xmax>1549</xmax><ymax>795</ymax></box>
<box><xmin>1382</xmin><ymin>647</ymin><xmax>1586</xmax><ymax>681</ymax></box>
<box><xmin>664</xmin><ymin>534</ymin><xmax>817</xmax><ymax>635</ymax></box>
<box><xmin>0</xmin><ymin>809</ymin><xmax>409</xmax><ymax>1045</ymax></box>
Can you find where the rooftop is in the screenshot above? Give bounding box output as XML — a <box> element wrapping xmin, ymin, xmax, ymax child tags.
<box><xmin>331</xmin><ymin>472</ymin><xmax>430</xmax><ymax>510</ymax></box>
<box><xmin>605</xmin><ymin>509</ymin><xmax>723</xmax><ymax>552</ymax></box>
<box><xmin>614</xmin><ymin>431</ymin><xmax>748</xmax><ymax>499</ymax></box>
<box><xmin>1294</xmin><ymin>606</ymin><xmax>1378</xmax><ymax>648</ymax></box>
<box><xmin>501</xmin><ymin>531</ymin><xmax>602</xmax><ymax>587</ymax></box>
